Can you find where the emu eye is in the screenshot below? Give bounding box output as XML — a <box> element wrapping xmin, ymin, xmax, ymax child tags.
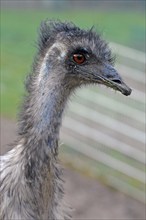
<box><xmin>73</xmin><ymin>54</ymin><xmax>86</xmax><ymax>64</ymax></box>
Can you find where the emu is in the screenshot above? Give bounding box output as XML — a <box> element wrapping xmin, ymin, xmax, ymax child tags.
<box><xmin>0</xmin><ymin>20</ymin><xmax>131</xmax><ymax>220</ymax></box>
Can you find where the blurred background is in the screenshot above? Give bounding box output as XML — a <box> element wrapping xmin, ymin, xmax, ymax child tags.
<box><xmin>1</xmin><ymin>0</ymin><xmax>145</xmax><ymax>219</ymax></box>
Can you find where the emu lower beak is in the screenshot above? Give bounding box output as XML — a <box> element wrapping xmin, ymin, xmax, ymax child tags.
<box><xmin>99</xmin><ymin>63</ymin><xmax>132</xmax><ymax>96</ymax></box>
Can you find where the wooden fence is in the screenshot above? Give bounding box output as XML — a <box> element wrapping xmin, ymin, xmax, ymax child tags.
<box><xmin>60</xmin><ymin>42</ymin><xmax>145</xmax><ymax>203</ymax></box>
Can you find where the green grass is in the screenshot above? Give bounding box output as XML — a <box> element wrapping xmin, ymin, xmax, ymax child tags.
<box><xmin>1</xmin><ymin>9</ymin><xmax>145</xmax><ymax>118</ymax></box>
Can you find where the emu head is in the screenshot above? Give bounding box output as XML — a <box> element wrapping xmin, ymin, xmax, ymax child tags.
<box><xmin>37</xmin><ymin>21</ymin><xmax>132</xmax><ymax>96</ymax></box>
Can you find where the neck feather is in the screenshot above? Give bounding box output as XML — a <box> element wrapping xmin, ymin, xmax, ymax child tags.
<box><xmin>16</xmin><ymin>60</ymin><xmax>71</xmax><ymax>218</ymax></box>
<box><xmin>19</xmin><ymin>58</ymin><xmax>71</xmax><ymax>156</ymax></box>
<box><xmin>4</xmin><ymin>52</ymin><xmax>72</xmax><ymax>219</ymax></box>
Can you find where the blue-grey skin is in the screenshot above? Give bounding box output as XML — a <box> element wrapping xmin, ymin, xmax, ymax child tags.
<box><xmin>0</xmin><ymin>21</ymin><xmax>132</xmax><ymax>220</ymax></box>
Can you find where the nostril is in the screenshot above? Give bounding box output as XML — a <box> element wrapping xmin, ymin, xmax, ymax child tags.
<box><xmin>112</xmin><ymin>79</ymin><xmax>122</xmax><ymax>84</ymax></box>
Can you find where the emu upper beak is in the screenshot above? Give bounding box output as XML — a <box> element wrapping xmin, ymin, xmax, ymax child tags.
<box><xmin>98</xmin><ymin>63</ymin><xmax>132</xmax><ymax>96</ymax></box>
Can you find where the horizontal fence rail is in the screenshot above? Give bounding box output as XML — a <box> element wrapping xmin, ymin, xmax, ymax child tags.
<box><xmin>110</xmin><ymin>42</ymin><xmax>145</xmax><ymax>64</ymax></box>
<box><xmin>60</xmin><ymin>43</ymin><xmax>145</xmax><ymax>203</ymax></box>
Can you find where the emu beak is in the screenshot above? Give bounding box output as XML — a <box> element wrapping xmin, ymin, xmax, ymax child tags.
<box><xmin>98</xmin><ymin>63</ymin><xmax>132</xmax><ymax>96</ymax></box>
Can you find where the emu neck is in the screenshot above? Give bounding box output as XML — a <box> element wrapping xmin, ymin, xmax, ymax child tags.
<box><xmin>22</xmin><ymin>72</ymin><xmax>70</xmax><ymax>155</ymax></box>
<box><xmin>18</xmin><ymin>65</ymin><xmax>71</xmax><ymax>218</ymax></box>
<box><xmin>33</xmin><ymin>81</ymin><xmax>67</xmax><ymax>143</ymax></box>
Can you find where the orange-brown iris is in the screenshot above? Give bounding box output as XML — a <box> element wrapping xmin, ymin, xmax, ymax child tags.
<box><xmin>73</xmin><ymin>54</ymin><xmax>86</xmax><ymax>64</ymax></box>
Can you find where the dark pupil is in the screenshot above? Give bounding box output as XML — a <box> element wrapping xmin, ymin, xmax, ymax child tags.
<box><xmin>77</xmin><ymin>55</ymin><xmax>83</xmax><ymax>60</ymax></box>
